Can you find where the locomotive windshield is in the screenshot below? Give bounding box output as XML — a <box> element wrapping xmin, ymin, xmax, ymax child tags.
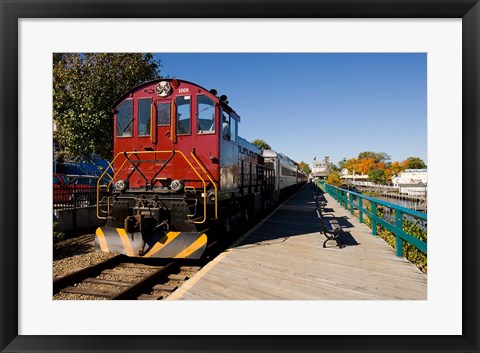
<box><xmin>197</xmin><ymin>95</ymin><xmax>215</xmax><ymax>134</ymax></box>
<box><xmin>138</xmin><ymin>98</ymin><xmax>151</xmax><ymax>136</ymax></box>
<box><xmin>176</xmin><ymin>96</ymin><xmax>191</xmax><ymax>135</ymax></box>
<box><xmin>116</xmin><ymin>99</ymin><xmax>133</xmax><ymax>137</ymax></box>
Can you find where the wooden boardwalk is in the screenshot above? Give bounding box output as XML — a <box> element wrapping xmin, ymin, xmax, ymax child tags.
<box><xmin>168</xmin><ymin>185</ymin><xmax>427</xmax><ymax>300</ymax></box>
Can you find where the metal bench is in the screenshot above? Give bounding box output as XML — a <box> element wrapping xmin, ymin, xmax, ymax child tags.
<box><xmin>315</xmin><ymin>207</ymin><xmax>344</xmax><ymax>248</ymax></box>
<box><xmin>313</xmin><ymin>194</ymin><xmax>327</xmax><ymax>210</ymax></box>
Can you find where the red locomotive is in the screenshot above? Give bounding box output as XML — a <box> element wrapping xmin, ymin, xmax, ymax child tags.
<box><xmin>95</xmin><ymin>79</ymin><xmax>306</xmax><ymax>259</ymax></box>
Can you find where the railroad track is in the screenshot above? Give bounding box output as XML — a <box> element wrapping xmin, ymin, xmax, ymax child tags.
<box><xmin>53</xmin><ymin>254</ymin><xmax>202</xmax><ymax>300</ymax></box>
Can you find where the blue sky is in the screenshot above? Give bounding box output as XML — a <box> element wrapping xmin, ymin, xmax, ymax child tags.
<box><xmin>155</xmin><ymin>53</ymin><xmax>427</xmax><ymax>167</ymax></box>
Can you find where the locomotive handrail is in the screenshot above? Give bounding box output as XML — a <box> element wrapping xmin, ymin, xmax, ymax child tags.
<box><xmin>170</xmin><ymin>102</ymin><xmax>176</xmax><ymax>143</ymax></box>
<box><xmin>150</xmin><ymin>101</ymin><xmax>156</xmax><ymax>144</ymax></box>
<box><xmin>190</xmin><ymin>149</ymin><xmax>218</xmax><ymax>219</ymax></box>
<box><xmin>96</xmin><ymin>150</ymin><xmax>209</xmax><ymax>224</ymax></box>
<box><xmin>174</xmin><ymin>150</ymin><xmax>208</xmax><ymax>224</ymax></box>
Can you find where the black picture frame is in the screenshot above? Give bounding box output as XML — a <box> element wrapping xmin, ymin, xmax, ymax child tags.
<box><xmin>1</xmin><ymin>1</ymin><xmax>478</xmax><ymax>352</ymax></box>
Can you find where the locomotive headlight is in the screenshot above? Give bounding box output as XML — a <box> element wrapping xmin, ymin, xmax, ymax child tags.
<box><xmin>114</xmin><ymin>179</ymin><xmax>128</xmax><ymax>192</ymax></box>
<box><xmin>170</xmin><ymin>179</ymin><xmax>184</xmax><ymax>192</ymax></box>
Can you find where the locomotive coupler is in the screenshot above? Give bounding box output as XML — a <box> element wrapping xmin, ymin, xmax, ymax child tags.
<box><xmin>125</xmin><ymin>215</ymin><xmax>141</xmax><ymax>233</ymax></box>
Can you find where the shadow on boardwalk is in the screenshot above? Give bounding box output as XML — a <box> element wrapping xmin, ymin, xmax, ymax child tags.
<box><xmin>237</xmin><ymin>185</ymin><xmax>359</xmax><ymax>248</ymax></box>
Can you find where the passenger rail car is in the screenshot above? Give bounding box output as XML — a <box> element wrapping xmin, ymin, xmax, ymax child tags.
<box><xmin>95</xmin><ymin>79</ymin><xmax>306</xmax><ymax>259</ymax></box>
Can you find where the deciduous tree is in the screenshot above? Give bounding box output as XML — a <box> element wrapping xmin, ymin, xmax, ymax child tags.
<box><xmin>389</xmin><ymin>161</ymin><xmax>403</xmax><ymax>176</ymax></box>
<box><xmin>384</xmin><ymin>168</ymin><xmax>393</xmax><ymax>184</ymax></box>
<box><xmin>298</xmin><ymin>161</ymin><xmax>311</xmax><ymax>175</ymax></box>
<box><xmin>344</xmin><ymin>158</ymin><xmax>359</xmax><ymax>173</ymax></box>
<box><xmin>337</xmin><ymin>158</ymin><xmax>347</xmax><ymax>171</ymax></box>
<box><xmin>251</xmin><ymin>139</ymin><xmax>271</xmax><ymax>150</ymax></box>
<box><xmin>358</xmin><ymin>151</ymin><xmax>391</xmax><ymax>163</ymax></box>
<box><xmin>53</xmin><ymin>53</ymin><xmax>161</xmax><ymax>160</ymax></box>
<box><xmin>326</xmin><ymin>172</ymin><xmax>342</xmax><ymax>187</ymax></box>
<box><xmin>368</xmin><ymin>169</ymin><xmax>386</xmax><ymax>184</ymax></box>
<box><xmin>402</xmin><ymin>157</ymin><xmax>427</xmax><ymax>170</ymax></box>
<box><xmin>357</xmin><ymin>157</ymin><xmax>377</xmax><ymax>175</ymax></box>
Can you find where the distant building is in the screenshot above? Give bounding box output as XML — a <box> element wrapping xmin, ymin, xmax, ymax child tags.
<box><xmin>310</xmin><ymin>156</ymin><xmax>332</xmax><ymax>179</ymax></box>
<box><xmin>339</xmin><ymin>168</ymin><xmax>370</xmax><ymax>184</ymax></box>
<box><xmin>392</xmin><ymin>169</ymin><xmax>427</xmax><ymax>196</ymax></box>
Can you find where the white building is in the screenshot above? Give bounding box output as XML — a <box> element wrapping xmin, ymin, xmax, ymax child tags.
<box><xmin>392</xmin><ymin>169</ymin><xmax>427</xmax><ymax>196</ymax></box>
<box><xmin>339</xmin><ymin>168</ymin><xmax>370</xmax><ymax>184</ymax></box>
<box><xmin>310</xmin><ymin>157</ymin><xmax>332</xmax><ymax>179</ymax></box>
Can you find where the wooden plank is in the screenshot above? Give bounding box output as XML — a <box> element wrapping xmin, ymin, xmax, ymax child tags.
<box><xmin>116</xmin><ymin>263</ymin><xmax>161</xmax><ymax>270</ymax></box>
<box><xmin>180</xmin><ymin>266</ymin><xmax>201</xmax><ymax>271</ymax></box>
<box><xmin>168</xmin><ymin>274</ymin><xmax>189</xmax><ymax>281</ymax></box>
<box><xmin>102</xmin><ymin>269</ymin><xmax>149</xmax><ymax>277</ymax></box>
<box><xmin>62</xmin><ymin>286</ymin><xmax>116</xmax><ymax>298</ymax></box>
<box><xmin>83</xmin><ymin>277</ymin><xmax>133</xmax><ymax>287</ymax></box>
<box><xmin>153</xmin><ymin>284</ymin><xmax>178</xmax><ymax>292</ymax></box>
<box><xmin>137</xmin><ymin>294</ymin><xmax>163</xmax><ymax>300</ymax></box>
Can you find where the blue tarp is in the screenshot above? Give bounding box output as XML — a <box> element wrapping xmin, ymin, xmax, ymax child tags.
<box><xmin>54</xmin><ymin>157</ymin><xmax>112</xmax><ymax>176</ymax></box>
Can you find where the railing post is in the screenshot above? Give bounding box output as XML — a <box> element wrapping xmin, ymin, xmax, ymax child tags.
<box><xmin>395</xmin><ymin>210</ymin><xmax>403</xmax><ymax>257</ymax></box>
<box><xmin>349</xmin><ymin>193</ymin><xmax>354</xmax><ymax>214</ymax></box>
<box><xmin>371</xmin><ymin>202</ymin><xmax>377</xmax><ymax>236</ymax></box>
<box><xmin>72</xmin><ymin>185</ymin><xmax>77</xmax><ymax>230</ymax></box>
<box><xmin>359</xmin><ymin>197</ymin><xmax>363</xmax><ymax>223</ymax></box>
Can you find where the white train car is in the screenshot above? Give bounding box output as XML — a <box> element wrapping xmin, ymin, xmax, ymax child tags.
<box><xmin>262</xmin><ymin>149</ymin><xmax>305</xmax><ymax>202</ymax></box>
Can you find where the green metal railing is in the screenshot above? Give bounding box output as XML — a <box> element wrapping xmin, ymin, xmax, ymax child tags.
<box><xmin>315</xmin><ymin>179</ymin><xmax>326</xmax><ymax>192</ymax></box>
<box><xmin>325</xmin><ymin>184</ymin><xmax>427</xmax><ymax>257</ymax></box>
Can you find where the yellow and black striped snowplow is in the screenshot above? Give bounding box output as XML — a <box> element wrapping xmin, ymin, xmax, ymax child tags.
<box><xmin>95</xmin><ymin>227</ymin><xmax>207</xmax><ymax>259</ymax></box>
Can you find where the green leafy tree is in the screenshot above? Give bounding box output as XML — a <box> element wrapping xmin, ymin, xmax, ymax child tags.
<box><xmin>358</xmin><ymin>151</ymin><xmax>391</xmax><ymax>163</ymax></box>
<box><xmin>53</xmin><ymin>53</ymin><xmax>161</xmax><ymax>160</ymax></box>
<box><xmin>337</xmin><ymin>158</ymin><xmax>347</xmax><ymax>171</ymax></box>
<box><xmin>251</xmin><ymin>139</ymin><xmax>271</xmax><ymax>150</ymax></box>
<box><xmin>298</xmin><ymin>161</ymin><xmax>311</xmax><ymax>175</ymax></box>
<box><xmin>402</xmin><ymin>157</ymin><xmax>427</xmax><ymax>170</ymax></box>
<box><xmin>368</xmin><ymin>169</ymin><xmax>386</xmax><ymax>184</ymax></box>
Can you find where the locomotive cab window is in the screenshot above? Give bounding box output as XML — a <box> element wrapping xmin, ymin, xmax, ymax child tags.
<box><xmin>176</xmin><ymin>96</ymin><xmax>191</xmax><ymax>135</ymax></box>
<box><xmin>116</xmin><ymin>99</ymin><xmax>133</xmax><ymax>137</ymax></box>
<box><xmin>157</xmin><ymin>102</ymin><xmax>170</xmax><ymax>126</ymax></box>
<box><xmin>197</xmin><ymin>95</ymin><xmax>215</xmax><ymax>134</ymax></box>
<box><xmin>138</xmin><ymin>98</ymin><xmax>151</xmax><ymax>136</ymax></box>
<box><xmin>222</xmin><ymin>111</ymin><xmax>231</xmax><ymax>140</ymax></box>
<box><xmin>230</xmin><ymin>117</ymin><xmax>237</xmax><ymax>142</ymax></box>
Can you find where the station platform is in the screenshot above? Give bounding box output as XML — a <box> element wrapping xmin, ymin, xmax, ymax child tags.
<box><xmin>168</xmin><ymin>185</ymin><xmax>427</xmax><ymax>300</ymax></box>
